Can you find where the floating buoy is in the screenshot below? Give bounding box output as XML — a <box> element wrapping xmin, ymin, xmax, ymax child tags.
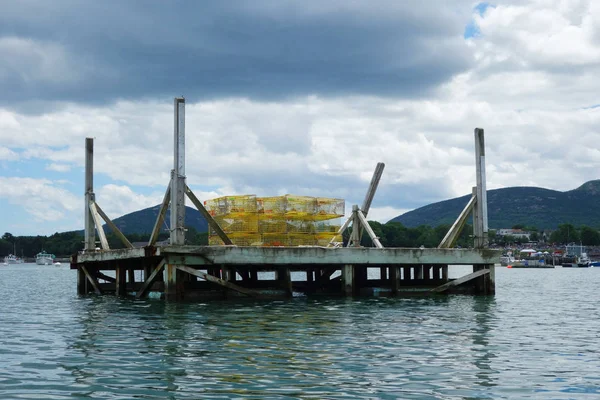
<box><xmin>507</xmin><ymin>265</ymin><xmax>512</xmax><ymax>268</ymax></box>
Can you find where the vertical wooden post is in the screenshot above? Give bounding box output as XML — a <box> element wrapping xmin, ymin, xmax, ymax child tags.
<box><xmin>171</xmin><ymin>97</ymin><xmax>186</xmax><ymax>246</ymax></box>
<box><xmin>166</xmin><ymin>97</ymin><xmax>186</xmax><ymax>300</ymax></box>
<box><xmin>116</xmin><ymin>264</ymin><xmax>126</xmax><ymax>296</ymax></box>
<box><xmin>277</xmin><ymin>267</ymin><xmax>293</xmax><ymax>297</ymax></box>
<box><xmin>128</xmin><ymin>269</ymin><xmax>135</xmax><ymax>285</ymax></box>
<box><xmin>474</xmin><ymin>128</ymin><xmax>488</xmax><ymax>248</ymax></box>
<box><xmin>84</xmin><ymin>138</ymin><xmax>95</xmax><ymax>251</ymax></box>
<box><xmin>473</xmin><ymin>128</ymin><xmax>495</xmax><ymax>294</ymax></box>
<box><xmin>390</xmin><ymin>266</ymin><xmax>399</xmax><ymax>295</ymax></box>
<box><xmin>349</xmin><ymin>206</ymin><xmax>361</xmax><ymax>247</ymax></box>
<box><xmin>342</xmin><ymin>264</ymin><xmax>354</xmax><ymax>296</ymax></box>
<box><xmin>77</xmin><ymin>267</ymin><xmax>87</xmax><ymax>295</ymax></box>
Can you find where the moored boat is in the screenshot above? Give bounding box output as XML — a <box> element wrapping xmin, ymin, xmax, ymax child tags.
<box><xmin>36</xmin><ymin>251</ymin><xmax>56</xmax><ymax>265</ymax></box>
<box><xmin>4</xmin><ymin>254</ymin><xmax>24</xmax><ymax>264</ymax></box>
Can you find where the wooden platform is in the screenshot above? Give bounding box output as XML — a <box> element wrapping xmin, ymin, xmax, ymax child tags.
<box><xmin>71</xmin><ymin>245</ymin><xmax>500</xmax><ymax>300</ymax></box>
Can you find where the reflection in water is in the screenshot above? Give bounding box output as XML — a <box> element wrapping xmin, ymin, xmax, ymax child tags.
<box><xmin>2</xmin><ymin>265</ymin><xmax>600</xmax><ymax>398</ymax></box>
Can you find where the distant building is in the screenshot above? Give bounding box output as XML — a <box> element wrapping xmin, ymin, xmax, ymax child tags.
<box><xmin>496</xmin><ymin>229</ymin><xmax>531</xmax><ymax>240</ymax></box>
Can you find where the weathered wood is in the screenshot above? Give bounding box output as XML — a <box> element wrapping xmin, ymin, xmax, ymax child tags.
<box><xmin>430</xmin><ymin>268</ymin><xmax>490</xmax><ymax>293</ymax></box>
<box><xmin>81</xmin><ymin>266</ymin><xmax>102</xmax><ymax>294</ymax></box>
<box><xmin>327</xmin><ymin>216</ymin><xmax>352</xmax><ymax>247</ymax></box>
<box><xmin>171</xmin><ymin>97</ymin><xmax>186</xmax><ymax>246</ymax></box>
<box><xmin>356</xmin><ymin>205</ymin><xmax>383</xmax><ymax>248</ymax></box>
<box><xmin>185</xmin><ymin>185</ymin><xmax>233</xmax><ymax>245</ymax></box>
<box><xmin>348</xmin><ymin>206</ymin><xmax>361</xmax><ymax>247</ymax></box>
<box><xmin>76</xmin><ymin>245</ymin><xmax>502</xmax><ymax>266</ymax></box>
<box><xmin>390</xmin><ymin>266</ymin><xmax>399</xmax><ymax>294</ymax></box>
<box><xmin>361</xmin><ymin>162</ymin><xmax>385</xmax><ymax>215</ymax></box>
<box><xmin>95</xmin><ymin>271</ymin><xmax>116</xmax><ymax>283</ymax></box>
<box><xmin>89</xmin><ymin>202</ymin><xmax>109</xmax><ymax>250</ymax></box>
<box><xmin>116</xmin><ymin>265</ymin><xmax>127</xmax><ymax>296</ymax></box>
<box><xmin>438</xmin><ymin>194</ymin><xmax>476</xmax><ymax>248</ymax></box>
<box><xmin>95</xmin><ymin>202</ymin><xmax>133</xmax><ymax>248</ymax></box>
<box><xmin>176</xmin><ymin>265</ymin><xmax>260</xmax><ymax>297</ymax></box>
<box><xmin>84</xmin><ymin>138</ymin><xmax>95</xmax><ymax>251</ymax></box>
<box><xmin>77</xmin><ymin>267</ymin><xmax>87</xmax><ymax>295</ymax></box>
<box><xmin>341</xmin><ymin>264</ymin><xmax>354</xmax><ymax>296</ymax></box>
<box><xmin>148</xmin><ymin>182</ymin><xmax>171</xmax><ymax>246</ymax></box>
<box><xmin>358</xmin><ymin>162</ymin><xmax>385</xmax><ymax>242</ymax></box>
<box><xmin>277</xmin><ymin>267</ymin><xmax>293</xmax><ymax>296</ymax></box>
<box><xmin>474</xmin><ymin>128</ymin><xmax>488</xmax><ymax>248</ymax></box>
<box><xmin>136</xmin><ymin>259</ymin><xmax>166</xmax><ymax>299</ymax></box>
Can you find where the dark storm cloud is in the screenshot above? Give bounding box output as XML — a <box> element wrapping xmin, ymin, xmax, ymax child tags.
<box><xmin>0</xmin><ymin>1</ymin><xmax>473</xmax><ymax>109</ymax></box>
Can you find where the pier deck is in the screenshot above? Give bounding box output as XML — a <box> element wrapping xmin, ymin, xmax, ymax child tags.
<box><xmin>71</xmin><ymin>245</ymin><xmax>500</xmax><ymax>299</ymax></box>
<box><xmin>72</xmin><ymin>97</ymin><xmax>499</xmax><ymax>300</ymax></box>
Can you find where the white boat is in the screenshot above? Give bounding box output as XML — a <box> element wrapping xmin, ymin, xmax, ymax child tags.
<box><xmin>36</xmin><ymin>251</ymin><xmax>56</xmax><ymax>265</ymax></box>
<box><xmin>4</xmin><ymin>254</ymin><xmax>24</xmax><ymax>264</ymax></box>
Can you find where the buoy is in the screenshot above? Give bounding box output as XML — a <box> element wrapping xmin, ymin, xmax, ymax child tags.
<box><xmin>507</xmin><ymin>265</ymin><xmax>512</xmax><ymax>268</ymax></box>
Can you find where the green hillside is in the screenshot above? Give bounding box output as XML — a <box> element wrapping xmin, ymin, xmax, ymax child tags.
<box><xmin>390</xmin><ymin>180</ymin><xmax>600</xmax><ymax>230</ymax></box>
<box><xmin>105</xmin><ymin>205</ymin><xmax>208</xmax><ymax>235</ymax></box>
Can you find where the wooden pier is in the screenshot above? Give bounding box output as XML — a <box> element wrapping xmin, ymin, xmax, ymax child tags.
<box><xmin>71</xmin><ymin>98</ymin><xmax>500</xmax><ymax>300</ymax></box>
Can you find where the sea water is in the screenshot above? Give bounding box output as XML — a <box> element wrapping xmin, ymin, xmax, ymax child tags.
<box><xmin>0</xmin><ymin>264</ymin><xmax>599</xmax><ymax>399</ymax></box>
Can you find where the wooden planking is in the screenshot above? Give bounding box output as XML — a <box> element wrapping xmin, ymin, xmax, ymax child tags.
<box><xmin>430</xmin><ymin>268</ymin><xmax>490</xmax><ymax>293</ymax></box>
<box><xmin>176</xmin><ymin>266</ymin><xmax>260</xmax><ymax>297</ymax></box>
<box><xmin>185</xmin><ymin>184</ymin><xmax>233</xmax><ymax>245</ymax></box>
<box><xmin>95</xmin><ymin>202</ymin><xmax>133</xmax><ymax>248</ymax></box>
<box><xmin>136</xmin><ymin>259</ymin><xmax>166</xmax><ymax>299</ymax></box>
<box><xmin>89</xmin><ymin>202</ymin><xmax>110</xmax><ymax>250</ymax></box>
<box><xmin>81</xmin><ymin>266</ymin><xmax>102</xmax><ymax>294</ymax></box>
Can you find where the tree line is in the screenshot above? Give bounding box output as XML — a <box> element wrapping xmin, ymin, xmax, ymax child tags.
<box><xmin>3</xmin><ymin>222</ymin><xmax>599</xmax><ymax>258</ymax></box>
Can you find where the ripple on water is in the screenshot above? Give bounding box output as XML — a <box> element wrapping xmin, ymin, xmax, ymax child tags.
<box><xmin>1</xmin><ymin>265</ymin><xmax>600</xmax><ymax>398</ymax></box>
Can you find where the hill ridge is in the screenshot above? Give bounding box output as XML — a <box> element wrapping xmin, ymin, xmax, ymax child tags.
<box><xmin>389</xmin><ymin>180</ymin><xmax>600</xmax><ymax>230</ymax></box>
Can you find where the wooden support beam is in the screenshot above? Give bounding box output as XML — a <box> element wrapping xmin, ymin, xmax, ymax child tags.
<box><xmin>329</xmin><ymin>163</ymin><xmax>384</xmax><ymax>246</ymax></box>
<box><xmin>94</xmin><ymin>202</ymin><xmax>133</xmax><ymax>248</ymax></box>
<box><xmin>116</xmin><ymin>265</ymin><xmax>127</xmax><ymax>296</ymax></box>
<box><xmin>341</xmin><ymin>264</ymin><xmax>354</xmax><ymax>296</ymax></box>
<box><xmin>148</xmin><ymin>182</ymin><xmax>171</xmax><ymax>246</ymax></box>
<box><xmin>474</xmin><ymin>128</ymin><xmax>488</xmax><ymax>248</ymax></box>
<box><xmin>430</xmin><ymin>268</ymin><xmax>490</xmax><ymax>293</ymax></box>
<box><xmin>359</xmin><ymin>162</ymin><xmax>385</xmax><ymax>241</ymax></box>
<box><xmin>176</xmin><ymin>266</ymin><xmax>260</xmax><ymax>298</ymax></box>
<box><xmin>276</xmin><ymin>267</ymin><xmax>293</xmax><ymax>297</ymax></box>
<box><xmin>390</xmin><ymin>266</ymin><xmax>400</xmax><ymax>295</ymax></box>
<box><xmin>356</xmin><ymin>206</ymin><xmax>383</xmax><ymax>248</ymax></box>
<box><xmin>89</xmin><ymin>202</ymin><xmax>109</xmax><ymax>250</ymax></box>
<box><xmin>171</xmin><ymin>97</ymin><xmax>186</xmax><ymax>246</ymax></box>
<box><xmin>438</xmin><ymin>194</ymin><xmax>476</xmax><ymax>248</ymax></box>
<box><xmin>77</xmin><ymin>268</ymin><xmax>87</xmax><ymax>295</ymax></box>
<box><xmin>315</xmin><ymin>266</ymin><xmax>338</xmax><ymax>285</ymax></box>
<box><xmin>327</xmin><ymin>216</ymin><xmax>352</xmax><ymax>247</ymax></box>
<box><xmin>348</xmin><ymin>206</ymin><xmax>361</xmax><ymax>247</ymax></box>
<box><xmin>84</xmin><ymin>138</ymin><xmax>95</xmax><ymax>251</ymax></box>
<box><xmin>361</xmin><ymin>162</ymin><xmax>385</xmax><ymax>216</ymax></box>
<box><xmin>81</xmin><ymin>266</ymin><xmax>102</xmax><ymax>295</ymax></box>
<box><xmin>136</xmin><ymin>259</ymin><xmax>166</xmax><ymax>299</ymax></box>
<box><xmin>95</xmin><ymin>271</ymin><xmax>116</xmax><ymax>283</ymax></box>
<box><xmin>185</xmin><ymin>184</ymin><xmax>233</xmax><ymax>245</ymax></box>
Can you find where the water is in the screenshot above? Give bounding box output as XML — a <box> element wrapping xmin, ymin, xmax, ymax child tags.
<box><xmin>1</xmin><ymin>264</ymin><xmax>600</xmax><ymax>399</ymax></box>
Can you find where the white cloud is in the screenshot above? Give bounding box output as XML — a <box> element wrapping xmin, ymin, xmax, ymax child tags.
<box><xmin>2</xmin><ymin>0</ymin><xmax>600</xmax><ymax>235</ymax></box>
<box><xmin>0</xmin><ymin>147</ymin><xmax>19</xmax><ymax>161</ymax></box>
<box><xmin>0</xmin><ymin>177</ymin><xmax>79</xmax><ymax>221</ymax></box>
<box><xmin>45</xmin><ymin>163</ymin><xmax>71</xmax><ymax>172</ymax></box>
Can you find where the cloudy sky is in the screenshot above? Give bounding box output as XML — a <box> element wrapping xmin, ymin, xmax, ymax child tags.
<box><xmin>1</xmin><ymin>0</ymin><xmax>599</xmax><ymax>236</ymax></box>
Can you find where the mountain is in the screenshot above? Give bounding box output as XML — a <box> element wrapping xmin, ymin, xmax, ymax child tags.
<box><xmin>104</xmin><ymin>205</ymin><xmax>208</xmax><ymax>235</ymax></box>
<box><xmin>389</xmin><ymin>180</ymin><xmax>600</xmax><ymax>230</ymax></box>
